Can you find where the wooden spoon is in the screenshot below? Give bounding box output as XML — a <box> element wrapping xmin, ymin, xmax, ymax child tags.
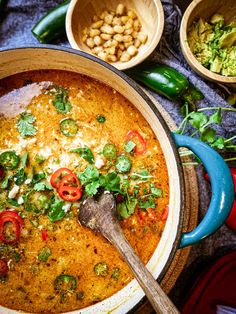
<box><xmin>78</xmin><ymin>191</ymin><xmax>179</xmax><ymax>314</ymax></box>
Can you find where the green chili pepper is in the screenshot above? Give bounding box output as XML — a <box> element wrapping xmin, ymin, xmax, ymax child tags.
<box><xmin>96</xmin><ymin>115</ymin><xmax>106</xmax><ymax>123</ymax></box>
<box><xmin>60</xmin><ymin>118</ymin><xmax>78</xmax><ymax>137</ymax></box>
<box><xmin>94</xmin><ymin>262</ymin><xmax>109</xmax><ymax>277</ymax></box>
<box><xmin>38</xmin><ymin>246</ymin><xmax>51</xmax><ymax>262</ymax></box>
<box><xmin>31</xmin><ymin>0</ymin><xmax>70</xmax><ymax>44</ymax></box>
<box><xmin>103</xmin><ymin>144</ymin><xmax>117</xmax><ymax>160</ymax></box>
<box><xmin>54</xmin><ymin>274</ymin><xmax>77</xmax><ymax>293</ymax></box>
<box><xmin>0</xmin><ymin>151</ymin><xmax>20</xmax><ymax>170</ymax></box>
<box><xmin>115</xmin><ymin>155</ymin><xmax>132</xmax><ymax>173</ymax></box>
<box><xmin>126</xmin><ymin>62</ymin><xmax>204</xmax><ymax>104</ymax></box>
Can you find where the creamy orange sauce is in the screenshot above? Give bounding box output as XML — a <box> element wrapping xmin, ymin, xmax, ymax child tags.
<box><xmin>0</xmin><ymin>71</ymin><xmax>169</xmax><ymax>313</ymax></box>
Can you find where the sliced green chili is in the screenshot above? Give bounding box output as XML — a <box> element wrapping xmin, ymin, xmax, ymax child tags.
<box><xmin>0</xmin><ymin>151</ymin><xmax>20</xmax><ymax>170</ymax></box>
<box><xmin>103</xmin><ymin>144</ymin><xmax>117</xmax><ymax>160</ymax></box>
<box><xmin>115</xmin><ymin>155</ymin><xmax>132</xmax><ymax>173</ymax></box>
<box><xmin>54</xmin><ymin>274</ymin><xmax>77</xmax><ymax>293</ymax></box>
<box><xmin>60</xmin><ymin>118</ymin><xmax>78</xmax><ymax>137</ymax></box>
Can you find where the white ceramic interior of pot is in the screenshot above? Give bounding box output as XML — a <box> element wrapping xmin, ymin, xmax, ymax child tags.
<box><xmin>0</xmin><ymin>47</ymin><xmax>183</xmax><ymax>314</ymax></box>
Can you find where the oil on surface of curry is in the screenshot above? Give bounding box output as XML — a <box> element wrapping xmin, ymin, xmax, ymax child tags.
<box><xmin>0</xmin><ymin>70</ymin><xmax>169</xmax><ymax>313</ymax></box>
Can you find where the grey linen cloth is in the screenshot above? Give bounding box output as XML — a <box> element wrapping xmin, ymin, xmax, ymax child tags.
<box><xmin>0</xmin><ymin>0</ymin><xmax>236</xmax><ymax>307</ymax></box>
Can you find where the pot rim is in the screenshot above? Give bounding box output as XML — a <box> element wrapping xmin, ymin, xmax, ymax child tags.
<box><xmin>0</xmin><ymin>45</ymin><xmax>186</xmax><ymax>312</ymax></box>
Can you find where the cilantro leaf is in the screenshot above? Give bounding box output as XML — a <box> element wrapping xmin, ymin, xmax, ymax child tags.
<box><xmin>85</xmin><ymin>181</ymin><xmax>100</xmax><ymax>196</ymax></box>
<box><xmin>78</xmin><ymin>165</ymin><xmax>99</xmax><ymax>186</ymax></box>
<box><xmin>125</xmin><ymin>140</ymin><xmax>136</xmax><ymax>153</ymax></box>
<box><xmin>7</xmin><ymin>198</ymin><xmax>20</xmax><ymax>208</ymax></box>
<box><xmin>35</xmin><ymin>154</ymin><xmax>46</xmax><ymax>164</ymax></box>
<box><xmin>71</xmin><ymin>146</ymin><xmax>94</xmax><ymax>164</ymax></box>
<box><xmin>17</xmin><ymin>112</ymin><xmax>37</xmax><ymax>137</ymax></box>
<box><xmin>32</xmin><ymin>172</ymin><xmax>46</xmax><ymax>184</ymax></box>
<box><xmin>211</xmin><ymin>136</ymin><xmax>225</xmax><ymax>150</ymax></box>
<box><xmin>209</xmin><ymin>108</ymin><xmax>222</xmax><ymax>124</ymax></box>
<box><xmin>117</xmin><ymin>197</ymin><xmax>137</xmax><ymax>219</ymax></box>
<box><xmin>51</xmin><ymin>86</ymin><xmax>72</xmax><ymax>114</ymax></box>
<box><xmin>48</xmin><ymin>200</ymin><xmax>66</xmax><ymax>222</ymax></box>
<box><xmin>100</xmin><ymin>172</ymin><xmax>121</xmax><ymax>193</ymax></box>
<box><xmin>150</xmin><ymin>184</ymin><xmax>162</xmax><ymax>197</ymax></box>
<box><xmin>34</xmin><ymin>182</ymin><xmax>53</xmax><ymax>191</ymax></box>
<box><xmin>189</xmin><ymin>112</ymin><xmax>208</xmax><ymax>129</ymax></box>
<box><xmin>131</xmin><ymin>170</ymin><xmax>153</xmax><ymax>181</ymax></box>
<box><xmin>14</xmin><ymin>168</ymin><xmax>27</xmax><ymax>186</ymax></box>
<box><xmin>138</xmin><ymin>195</ymin><xmax>155</xmax><ymax>209</ymax></box>
<box><xmin>200</xmin><ymin>128</ymin><xmax>216</xmax><ymax>143</ymax></box>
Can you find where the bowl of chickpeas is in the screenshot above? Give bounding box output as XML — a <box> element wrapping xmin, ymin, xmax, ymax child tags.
<box><xmin>66</xmin><ymin>0</ymin><xmax>164</xmax><ymax>70</ymax></box>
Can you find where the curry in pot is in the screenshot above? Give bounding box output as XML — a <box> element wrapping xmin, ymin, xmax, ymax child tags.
<box><xmin>0</xmin><ymin>70</ymin><xmax>169</xmax><ymax>313</ymax></box>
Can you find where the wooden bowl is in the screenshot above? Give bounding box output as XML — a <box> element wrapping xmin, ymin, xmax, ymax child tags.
<box><xmin>66</xmin><ymin>0</ymin><xmax>164</xmax><ymax>71</ymax></box>
<box><xmin>180</xmin><ymin>0</ymin><xmax>236</xmax><ymax>83</ymax></box>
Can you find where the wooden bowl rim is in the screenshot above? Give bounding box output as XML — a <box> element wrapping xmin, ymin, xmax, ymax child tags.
<box><xmin>66</xmin><ymin>0</ymin><xmax>165</xmax><ymax>71</ymax></box>
<box><xmin>180</xmin><ymin>0</ymin><xmax>236</xmax><ymax>83</ymax></box>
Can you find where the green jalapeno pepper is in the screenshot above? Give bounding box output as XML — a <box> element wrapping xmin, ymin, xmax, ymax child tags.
<box><xmin>0</xmin><ymin>151</ymin><xmax>20</xmax><ymax>170</ymax></box>
<box><xmin>126</xmin><ymin>62</ymin><xmax>204</xmax><ymax>106</ymax></box>
<box><xmin>31</xmin><ymin>0</ymin><xmax>70</xmax><ymax>44</ymax></box>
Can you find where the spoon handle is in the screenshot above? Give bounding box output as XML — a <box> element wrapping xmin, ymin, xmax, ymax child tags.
<box><xmin>106</xmin><ymin>224</ymin><xmax>179</xmax><ymax>314</ymax></box>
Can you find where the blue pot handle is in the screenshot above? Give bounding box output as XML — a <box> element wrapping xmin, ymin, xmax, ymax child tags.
<box><xmin>172</xmin><ymin>133</ymin><xmax>234</xmax><ymax>248</ymax></box>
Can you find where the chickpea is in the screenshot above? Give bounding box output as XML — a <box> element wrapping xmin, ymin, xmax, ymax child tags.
<box><xmin>137</xmin><ymin>32</ymin><xmax>148</xmax><ymax>44</ymax></box>
<box><xmin>107</xmin><ymin>55</ymin><xmax>117</xmax><ymax>62</ymax></box>
<box><xmin>104</xmin><ymin>14</ymin><xmax>113</xmax><ymax>25</ymax></box>
<box><xmin>100</xmin><ymin>25</ymin><xmax>114</xmax><ymax>35</ymax></box>
<box><xmin>116</xmin><ymin>4</ymin><xmax>125</xmax><ymax>15</ymax></box>
<box><xmin>86</xmin><ymin>37</ymin><xmax>95</xmax><ymax>48</ymax></box>
<box><xmin>101</xmin><ymin>33</ymin><xmax>112</xmax><ymax>40</ymax></box>
<box><xmin>94</xmin><ymin>35</ymin><xmax>102</xmax><ymax>46</ymax></box>
<box><xmin>113</xmin><ymin>25</ymin><xmax>124</xmax><ymax>34</ymax></box>
<box><xmin>113</xmin><ymin>34</ymin><xmax>123</xmax><ymax>42</ymax></box>
<box><xmin>120</xmin><ymin>51</ymin><xmax>131</xmax><ymax>62</ymax></box>
<box><xmin>89</xmin><ymin>29</ymin><xmax>100</xmax><ymax>38</ymax></box>
<box><xmin>91</xmin><ymin>20</ymin><xmax>103</xmax><ymax>29</ymax></box>
<box><xmin>127</xmin><ymin>10</ymin><xmax>137</xmax><ymax>19</ymax></box>
<box><xmin>127</xmin><ymin>45</ymin><xmax>138</xmax><ymax>56</ymax></box>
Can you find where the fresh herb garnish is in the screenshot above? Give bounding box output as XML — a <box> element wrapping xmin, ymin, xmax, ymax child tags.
<box><xmin>14</xmin><ymin>168</ymin><xmax>27</xmax><ymax>186</ymax></box>
<box><xmin>34</xmin><ymin>182</ymin><xmax>53</xmax><ymax>191</ymax></box>
<box><xmin>138</xmin><ymin>195</ymin><xmax>155</xmax><ymax>209</ymax></box>
<box><xmin>50</xmin><ymin>86</ymin><xmax>72</xmax><ymax>114</ymax></box>
<box><xmin>131</xmin><ymin>170</ymin><xmax>153</xmax><ymax>181</ymax></box>
<box><xmin>71</xmin><ymin>146</ymin><xmax>94</xmax><ymax>164</ymax></box>
<box><xmin>48</xmin><ymin>200</ymin><xmax>66</xmax><ymax>222</ymax></box>
<box><xmin>17</xmin><ymin>112</ymin><xmax>37</xmax><ymax>137</ymax></box>
<box><xmin>13</xmin><ymin>152</ymin><xmax>29</xmax><ymax>186</ymax></box>
<box><xmin>35</xmin><ymin>154</ymin><xmax>46</xmax><ymax>164</ymax></box>
<box><xmin>78</xmin><ymin>166</ymin><xmax>121</xmax><ymax>197</ymax></box>
<box><xmin>176</xmin><ymin>106</ymin><xmax>236</xmax><ymax>163</ymax></box>
<box><xmin>7</xmin><ymin>198</ymin><xmax>20</xmax><ymax>207</ymax></box>
<box><xmin>150</xmin><ymin>184</ymin><xmax>162</xmax><ymax>197</ymax></box>
<box><xmin>32</xmin><ymin>172</ymin><xmax>46</xmax><ymax>184</ymax></box>
<box><xmin>38</xmin><ymin>246</ymin><xmax>51</xmax><ymax>262</ymax></box>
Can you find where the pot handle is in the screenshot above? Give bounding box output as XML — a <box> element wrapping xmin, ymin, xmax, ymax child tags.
<box><xmin>172</xmin><ymin>133</ymin><xmax>234</xmax><ymax>249</ymax></box>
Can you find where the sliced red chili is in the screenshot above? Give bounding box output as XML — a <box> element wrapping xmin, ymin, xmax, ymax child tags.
<box><xmin>41</xmin><ymin>229</ymin><xmax>47</xmax><ymax>241</ymax></box>
<box><xmin>160</xmin><ymin>205</ymin><xmax>169</xmax><ymax>221</ymax></box>
<box><xmin>50</xmin><ymin>168</ymin><xmax>73</xmax><ymax>189</ymax></box>
<box><xmin>126</xmin><ymin>130</ymin><xmax>147</xmax><ymax>155</ymax></box>
<box><xmin>0</xmin><ymin>259</ymin><xmax>8</xmax><ymax>275</ymax></box>
<box><xmin>58</xmin><ymin>185</ymin><xmax>82</xmax><ymax>202</ymax></box>
<box><xmin>0</xmin><ymin>210</ymin><xmax>24</xmax><ymax>227</ymax></box>
<box><xmin>0</xmin><ymin>216</ymin><xmax>21</xmax><ymax>244</ymax></box>
<box><xmin>58</xmin><ymin>173</ymin><xmax>81</xmax><ymax>189</ymax></box>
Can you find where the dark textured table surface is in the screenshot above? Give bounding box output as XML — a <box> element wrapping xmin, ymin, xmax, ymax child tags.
<box><xmin>0</xmin><ymin>0</ymin><xmax>236</xmax><ymax>311</ymax></box>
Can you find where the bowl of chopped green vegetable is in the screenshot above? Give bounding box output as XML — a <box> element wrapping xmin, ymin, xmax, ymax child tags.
<box><xmin>180</xmin><ymin>0</ymin><xmax>236</xmax><ymax>83</ymax></box>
